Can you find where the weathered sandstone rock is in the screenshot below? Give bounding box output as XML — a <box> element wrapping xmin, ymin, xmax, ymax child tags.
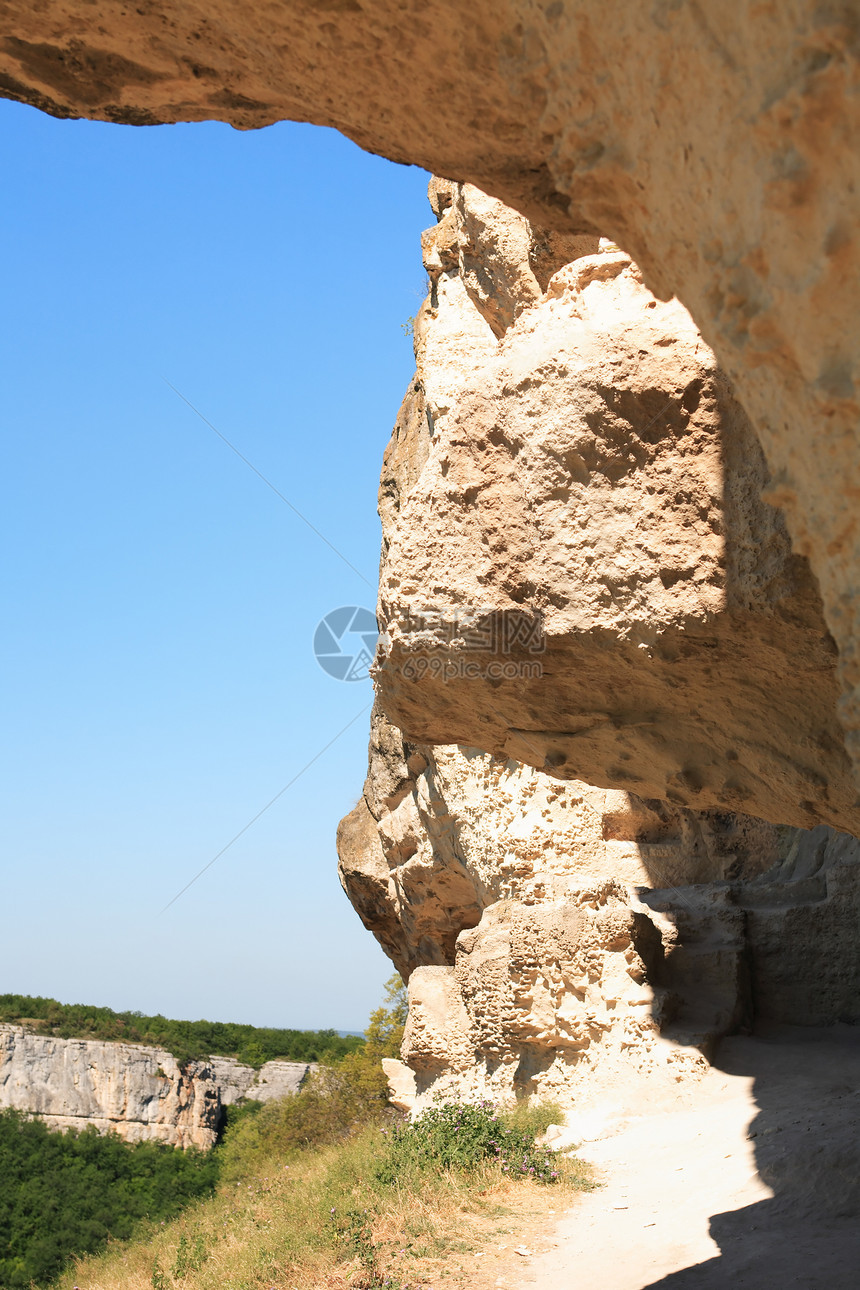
<box><xmin>739</xmin><ymin>825</ymin><xmax>860</xmax><ymax>1027</ymax></box>
<box><xmin>400</xmin><ymin>889</ymin><xmax>711</xmax><ymax>1112</ymax></box>
<box><xmin>1</xmin><ymin>1</ymin><xmax>858</xmax><ymax>782</ymax></box>
<box><xmin>339</xmin><ymin>180</ymin><xmax>860</xmax><ymax>1113</ymax></box>
<box><xmin>376</xmin><ymin>185</ymin><xmax>857</xmax><ymax>835</ymax></box>
<box><xmin>0</xmin><ymin>1026</ymin><xmax>310</xmax><ymax>1148</ymax></box>
<box><xmin>341</xmin><ymin>713</ymin><xmax>860</xmax><ymax>1112</ymax></box>
<box><xmin>339</xmin><ymin>708</ymin><xmax>781</xmax><ymax>981</ymax></box>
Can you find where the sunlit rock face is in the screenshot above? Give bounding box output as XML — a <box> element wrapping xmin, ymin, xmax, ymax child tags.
<box><xmin>0</xmin><ymin>1027</ymin><xmax>310</xmax><ymax>1148</ymax></box>
<box><xmin>397</xmin><ymin>817</ymin><xmax>860</xmax><ymax>1113</ymax></box>
<box><xmin>338</xmin><ymin>179</ymin><xmax>860</xmax><ymax>1112</ymax></box>
<box><xmin>375</xmin><ymin>183</ymin><xmax>856</xmax><ymax>836</ymax></box>
<box><xmin>405</xmin><ymin>824</ymin><xmax>860</xmax><ymax>1113</ymax></box>
<box><xmin>2</xmin><ymin>0</ymin><xmax>858</xmax><ymax>783</ymax></box>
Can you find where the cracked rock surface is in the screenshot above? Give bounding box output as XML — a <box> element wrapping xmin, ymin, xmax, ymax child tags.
<box><xmin>376</xmin><ymin>184</ymin><xmax>856</xmax><ymax>835</ymax></box>
<box><xmin>0</xmin><ymin>1026</ymin><xmax>310</xmax><ymax>1148</ymax></box>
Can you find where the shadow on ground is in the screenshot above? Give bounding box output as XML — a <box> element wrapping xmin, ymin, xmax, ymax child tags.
<box><xmin>643</xmin><ymin>1025</ymin><xmax>860</xmax><ymax>1289</ymax></box>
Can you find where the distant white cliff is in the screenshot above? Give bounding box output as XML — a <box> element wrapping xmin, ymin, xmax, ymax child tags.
<box><xmin>0</xmin><ymin>1025</ymin><xmax>310</xmax><ymax>1148</ymax></box>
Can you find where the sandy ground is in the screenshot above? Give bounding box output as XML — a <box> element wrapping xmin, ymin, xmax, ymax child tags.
<box><xmin>491</xmin><ymin>1026</ymin><xmax>860</xmax><ymax>1290</ymax></box>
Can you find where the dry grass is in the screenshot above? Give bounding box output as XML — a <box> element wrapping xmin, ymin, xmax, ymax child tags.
<box><xmin>53</xmin><ymin>1126</ymin><xmax>592</xmax><ymax>1290</ymax></box>
<box><xmin>350</xmin><ymin>1174</ymin><xmax>581</xmax><ymax>1290</ymax></box>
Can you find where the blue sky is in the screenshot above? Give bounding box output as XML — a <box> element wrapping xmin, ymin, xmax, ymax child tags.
<box><xmin>0</xmin><ymin>100</ymin><xmax>430</xmax><ymax>1031</ymax></box>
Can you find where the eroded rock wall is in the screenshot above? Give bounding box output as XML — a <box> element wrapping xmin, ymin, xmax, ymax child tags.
<box><xmin>341</xmin><ymin>707</ymin><xmax>860</xmax><ymax>1112</ymax></box>
<box><xmin>376</xmin><ymin>182</ymin><xmax>855</xmax><ymax>836</ymax></box>
<box><xmin>2</xmin><ymin>1</ymin><xmax>858</xmax><ymax>784</ymax></box>
<box><xmin>0</xmin><ymin>1026</ymin><xmax>310</xmax><ymax>1148</ymax></box>
<box><xmin>339</xmin><ymin>708</ymin><xmax>781</xmax><ymax>982</ymax></box>
<box><xmin>339</xmin><ymin>181</ymin><xmax>860</xmax><ymax>1113</ymax></box>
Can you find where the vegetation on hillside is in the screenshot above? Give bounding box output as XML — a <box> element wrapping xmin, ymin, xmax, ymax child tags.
<box><xmin>216</xmin><ymin>973</ymin><xmax>408</xmax><ymax>1176</ymax></box>
<box><xmin>0</xmin><ymin>977</ymin><xmax>405</xmax><ymax>1289</ymax></box>
<box><xmin>51</xmin><ymin>975</ymin><xmax>591</xmax><ymax>1290</ymax></box>
<box><xmin>53</xmin><ymin>1079</ymin><xmax>590</xmax><ymax>1290</ymax></box>
<box><xmin>0</xmin><ymin>994</ymin><xmax>363</xmax><ymax>1067</ymax></box>
<box><xmin>0</xmin><ymin>1110</ymin><xmax>218</xmax><ymax>1289</ymax></box>
<box><xmin>0</xmin><ymin>974</ymin><xmax>593</xmax><ymax>1290</ymax></box>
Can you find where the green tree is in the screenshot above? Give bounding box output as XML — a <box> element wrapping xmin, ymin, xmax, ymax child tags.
<box><xmin>363</xmin><ymin>973</ymin><xmax>407</xmax><ymax>1058</ymax></box>
<box><xmin>0</xmin><ymin>1109</ymin><xmax>218</xmax><ymax>1288</ymax></box>
<box><xmin>332</xmin><ymin>973</ymin><xmax>407</xmax><ymax>1103</ymax></box>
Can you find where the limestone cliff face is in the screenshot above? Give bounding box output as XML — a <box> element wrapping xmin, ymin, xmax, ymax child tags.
<box><xmin>339</xmin><ymin>181</ymin><xmax>860</xmax><ymax>1113</ymax></box>
<box><xmin>1</xmin><ymin>0</ymin><xmax>858</xmax><ymax>787</ymax></box>
<box><xmin>339</xmin><ymin>706</ymin><xmax>781</xmax><ymax>983</ymax></box>
<box><xmin>375</xmin><ymin>181</ymin><xmax>854</xmax><ymax>835</ymax></box>
<box><xmin>342</xmin><ymin>706</ymin><xmax>860</xmax><ymax>1112</ymax></box>
<box><xmin>0</xmin><ymin>1027</ymin><xmax>310</xmax><ymax>1148</ymax></box>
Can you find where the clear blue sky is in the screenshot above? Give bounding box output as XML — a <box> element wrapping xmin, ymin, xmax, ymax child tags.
<box><xmin>0</xmin><ymin>100</ymin><xmax>431</xmax><ymax>1031</ymax></box>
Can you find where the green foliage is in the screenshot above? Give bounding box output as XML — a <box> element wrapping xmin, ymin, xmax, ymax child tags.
<box><xmin>0</xmin><ymin>975</ymin><xmax>582</xmax><ymax>1290</ymax></box>
<box><xmin>364</xmin><ymin>974</ymin><xmax>407</xmax><ymax>1057</ymax></box>
<box><xmin>217</xmin><ymin>976</ymin><xmax>406</xmax><ymax>1183</ymax></box>
<box><xmin>214</xmin><ymin>975</ymin><xmax>402</xmax><ymax>1181</ymax></box>
<box><xmin>0</xmin><ymin>978</ymin><xmax>401</xmax><ymax>1287</ymax></box>
<box><xmin>217</xmin><ymin>1066</ymin><xmax>390</xmax><ymax>1182</ymax></box>
<box><xmin>376</xmin><ymin>1099</ymin><xmax>562</xmax><ymax>1186</ymax></box>
<box><xmin>0</xmin><ymin>1108</ymin><xmax>218</xmax><ymax>1289</ymax></box>
<box><xmin>151</xmin><ymin>1259</ymin><xmax>171</xmax><ymax>1290</ymax></box>
<box><xmin>170</xmin><ymin>1232</ymin><xmax>207</xmax><ymax>1278</ymax></box>
<box><xmin>335</xmin><ymin>973</ymin><xmax>407</xmax><ymax>1104</ymax></box>
<box><xmin>150</xmin><ymin>1263</ymin><xmax>171</xmax><ymax>1290</ymax></box>
<box><xmin>218</xmin><ymin>1096</ymin><xmax>263</xmax><ymax>1139</ymax></box>
<box><xmin>149</xmin><ymin>1232</ymin><xmax>208</xmax><ymax>1290</ymax></box>
<box><xmin>328</xmin><ymin>1208</ymin><xmax>391</xmax><ymax>1288</ymax></box>
<box><xmin>49</xmin><ymin>1097</ymin><xmax>593</xmax><ymax>1290</ymax></box>
<box><xmin>0</xmin><ymin>993</ymin><xmax>363</xmax><ymax>1068</ymax></box>
<box><xmin>503</xmin><ymin>1099</ymin><xmax>565</xmax><ymax>1139</ymax></box>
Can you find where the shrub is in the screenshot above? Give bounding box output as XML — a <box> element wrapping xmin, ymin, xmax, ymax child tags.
<box><xmin>217</xmin><ymin>976</ymin><xmax>407</xmax><ymax>1180</ymax></box>
<box><xmin>332</xmin><ymin>972</ymin><xmax>407</xmax><ymax>1105</ymax></box>
<box><xmin>53</xmin><ymin>1100</ymin><xmax>593</xmax><ymax>1290</ymax></box>
<box><xmin>218</xmin><ymin>1067</ymin><xmax>392</xmax><ymax>1181</ymax></box>
<box><xmin>375</xmin><ymin>1099</ymin><xmax>561</xmax><ymax>1186</ymax></box>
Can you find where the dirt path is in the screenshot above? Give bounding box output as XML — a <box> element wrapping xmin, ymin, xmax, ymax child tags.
<box><xmin>497</xmin><ymin>1027</ymin><xmax>860</xmax><ymax>1290</ymax></box>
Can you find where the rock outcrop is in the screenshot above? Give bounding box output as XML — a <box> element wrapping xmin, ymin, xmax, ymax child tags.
<box><xmin>1</xmin><ymin>1</ymin><xmax>858</xmax><ymax>783</ymax></box>
<box><xmin>340</xmin><ymin>708</ymin><xmax>781</xmax><ymax>983</ymax></box>
<box><xmin>2</xmin><ymin>6</ymin><xmax>857</xmax><ymax>1128</ymax></box>
<box><xmin>339</xmin><ymin>180</ymin><xmax>860</xmax><ymax>1113</ymax></box>
<box><xmin>0</xmin><ymin>1027</ymin><xmax>310</xmax><ymax>1148</ymax></box>
<box><xmin>342</xmin><ymin>709</ymin><xmax>860</xmax><ymax>1112</ymax></box>
<box><xmin>375</xmin><ymin>182</ymin><xmax>856</xmax><ymax>835</ymax></box>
